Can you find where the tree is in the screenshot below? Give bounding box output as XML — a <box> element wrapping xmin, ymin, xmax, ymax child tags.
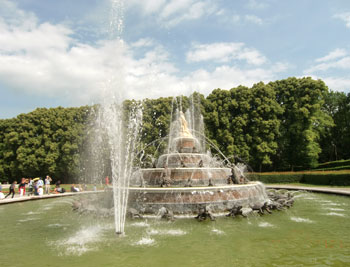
<box><xmin>270</xmin><ymin>77</ymin><xmax>332</xmax><ymax>170</ymax></box>
<box><xmin>248</xmin><ymin>82</ymin><xmax>282</xmax><ymax>171</ymax></box>
<box><xmin>319</xmin><ymin>91</ymin><xmax>350</xmax><ymax>161</ymax></box>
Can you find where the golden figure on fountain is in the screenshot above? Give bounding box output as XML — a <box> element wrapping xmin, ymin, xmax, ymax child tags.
<box><xmin>179</xmin><ymin>111</ymin><xmax>193</xmax><ymax>138</ymax></box>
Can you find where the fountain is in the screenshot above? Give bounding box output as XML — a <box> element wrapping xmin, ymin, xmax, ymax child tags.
<box><xmin>127</xmin><ymin>105</ymin><xmax>270</xmax><ymax>216</ymax></box>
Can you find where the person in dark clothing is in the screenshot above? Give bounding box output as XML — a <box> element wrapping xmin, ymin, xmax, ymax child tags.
<box><xmin>5</xmin><ymin>181</ymin><xmax>17</xmax><ymax>199</ymax></box>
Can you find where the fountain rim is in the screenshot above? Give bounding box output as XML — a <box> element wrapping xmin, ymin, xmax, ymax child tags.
<box><xmin>126</xmin><ymin>182</ymin><xmax>264</xmax><ymax>192</ymax></box>
<box><xmin>140</xmin><ymin>167</ymin><xmax>231</xmax><ymax>171</ymax></box>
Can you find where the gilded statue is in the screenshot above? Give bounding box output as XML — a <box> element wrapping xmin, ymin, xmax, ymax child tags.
<box><xmin>179</xmin><ymin>111</ymin><xmax>193</xmax><ymax>138</ymax></box>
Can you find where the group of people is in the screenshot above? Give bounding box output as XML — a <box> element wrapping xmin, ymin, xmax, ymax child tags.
<box><xmin>0</xmin><ymin>175</ymin><xmax>53</xmax><ymax>199</ymax></box>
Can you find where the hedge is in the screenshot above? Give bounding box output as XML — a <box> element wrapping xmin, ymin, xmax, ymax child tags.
<box><xmin>248</xmin><ymin>173</ymin><xmax>303</xmax><ymax>183</ymax></box>
<box><xmin>249</xmin><ymin>171</ymin><xmax>350</xmax><ymax>186</ymax></box>
<box><xmin>316</xmin><ymin>159</ymin><xmax>350</xmax><ymax>169</ymax></box>
<box><xmin>313</xmin><ymin>166</ymin><xmax>350</xmax><ymax>172</ymax></box>
<box><xmin>302</xmin><ymin>173</ymin><xmax>350</xmax><ymax>186</ymax></box>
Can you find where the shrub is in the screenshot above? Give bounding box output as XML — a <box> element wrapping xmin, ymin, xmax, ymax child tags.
<box><xmin>248</xmin><ymin>171</ymin><xmax>350</xmax><ymax>185</ymax></box>
<box><xmin>248</xmin><ymin>173</ymin><xmax>303</xmax><ymax>183</ymax></box>
<box><xmin>316</xmin><ymin>159</ymin><xmax>350</xmax><ymax>169</ymax></box>
<box><xmin>302</xmin><ymin>173</ymin><xmax>350</xmax><ymax>186</ymax></box>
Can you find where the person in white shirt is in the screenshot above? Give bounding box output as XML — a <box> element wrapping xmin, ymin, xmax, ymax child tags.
<box><xmin>44</xmin><ymin>175</ymin><xmax>52</xmax><ymax>194</ymax></box>
<box><xmin>37</xmin><ymin>178</ymin><xmax>44</xmax><ymax>187</ymax></box>
<box><xmin>38</xmin><ymin>186</ymin><xmax>43</xmax><ymax>196</ymax></box>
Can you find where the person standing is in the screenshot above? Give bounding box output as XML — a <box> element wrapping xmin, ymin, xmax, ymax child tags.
<box><xmin>28</xmin><ymin>178</ymin><xmax>33</xmax><ymax>196</ymax></box>
<box><xmin>0</xmin><ymin>183</ymin><xmax>4</xmax><ymax>199</ymax></box>
<box><xmin>33</xmin><ymin>181</ymin><xmax>39</xmax><ymax>195</ymax></box>
<box><xmin>5</xmin><ymin>181</ymin><xmax>17</xmax><ymax>199</ymax></box>
<box><xmin>18</xmin><ymin>178</ymin><xmax>26</xmax><ymax>197</ymax></box>
<box><xmin>37</xmin><ymin>177</ymin><xmax>44</xmax><ymax>188</ymax></box>
<box><xmin>45</xmin><ymin>175</ymin><xmax>52</xmax><ymax>194</ymax></box>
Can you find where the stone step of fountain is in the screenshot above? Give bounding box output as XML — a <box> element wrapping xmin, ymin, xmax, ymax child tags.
<box><xmin>157</xmin><ymin>153</ymin><xmax>211</xmax><ymax>168</ymax></box>
<box><xmin>133</xmin><ymin>167</ymin><xmax>231</xmax><ymax>186</ymax></box>
<box><xmin>128</xmin><ymin>182</ymin><xmax>268</xmax><ymax>214</ymax></box>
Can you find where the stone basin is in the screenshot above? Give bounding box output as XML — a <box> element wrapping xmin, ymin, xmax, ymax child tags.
<box><xmin>128</xmin><ymin>182</ymin><xmax>269</xmax><ymax>215</ymax></box>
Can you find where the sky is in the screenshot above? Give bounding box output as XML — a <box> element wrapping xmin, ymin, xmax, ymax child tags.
<box><xmin>0</xmin><ymin>0</ymin><xmax>350</xmax><ymax>119</ymax></box>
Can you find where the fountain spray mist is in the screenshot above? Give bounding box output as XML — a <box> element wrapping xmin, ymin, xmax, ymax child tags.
<box><xmin>96</xmin><ymin>0</ymin><xmax>143</xmax><ymax>235</ymax></box>
<box><xmin>102</xmin><ymin>102</ymin><xmax>142</xmax><ymax>235</ymax></box>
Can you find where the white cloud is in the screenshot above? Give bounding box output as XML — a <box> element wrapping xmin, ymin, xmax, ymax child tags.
<box><xmin>127</xmin><ymin>0</ymin><xmax>218</xmax><ymax>27</ymax></box>
<box><xmin>136</xmin><ymin>0</ymin><xmax>167</xmax><ymax>15</ymax></box>
<box><xmin>131</xmin><ymin>38</ymin><xmax>155</xmax><ymax>48</ymax></box>
<box><xmin>0</xmin><ymin>1</ymin><xmax>290</xmax><ymax>106</ymax></box>
<box><xmin>246</xmin><ymin>0</ymin><xmax>268</xmax><ymax>10</ymax></box>
<box><xmin>305</xmin><ymin>57</ymin><xmax>350</xmax><ymax>73</ymax></box>
<box><xmin>307</xmin><ymin>75</ymin><xmax>350</xmax><ymax>93</ymax></box>
<box><xmin>186</xmin><ymin>42</ymin><xmax>267</xmax><ymax>65</ymax></box>
<box><xmin>323</xmin><ymin>77</ymin><xmax>350</xmax><ymax>92</ymax></box>
<box><xmin>315</xmin><ymin>48</ymin><xmax>348</xmax><ymax>62</ymax></box>
<box><xmin>182</xmin><ymin>63</ymin><xmax>285</xmax><ymax>94</ymax></box>
<box><xmin>304</xmin><ymin>48</ymin><xmax>350</xmax><ymax>73</ymax></box>
<box><xmin>217</xmin><ymin>12</ymin><xmax>265</xmax><ymax>26</ymax></box>
<box><xmin>244</xmin><ymin>15</ymin><xmax>263</xmax><ymax>25</ymax></box>
<box><xmin>0</xmin><ymin>0</ymin><xmax>37</xmax><ymax>29</ymax></box>
<box><xmin>334</xmin><ymin>12</ymin><xmax>350</xmax><ymax>28</ymax></box>
<box><xmin>304</xmin><ymin>49</ymin><xmax>350</xmax><ymax>93</ymax></box>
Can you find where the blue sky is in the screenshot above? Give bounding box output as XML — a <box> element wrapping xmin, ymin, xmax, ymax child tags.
<box><xmin>0</xmin><ymin>0</ymin><xmax>350</xmax><ymax>118</ymax></box>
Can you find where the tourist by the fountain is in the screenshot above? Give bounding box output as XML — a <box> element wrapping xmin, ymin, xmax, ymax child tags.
<box><xmin>27</xmin><ymin>178</ymin><xmax>34</xmax><ymax>196</ymax></box>
<box><xmin>38</xmin><ymin>186</ymin><xmax>43</xmax><ymax>196</ymax></box>
<box><xmin>37</xmin><ymin>177</ymin><xmax>44</xmax><ymax>188</ymax></box>
<box><xmin>77</xmin><ymin>184</ymin><xmax>83</xmax><ymax>191</ymax></box>
<box><xmin>105</xmin><ymin>176</ymin><xmax>109</xmax><ymax>186</ymax></box>
<box><xmin>71</xmin><ymin>184</ymin><xmax>79</xmax><ymax>192</ymax></box>
<box><xmin>0</xmin><ymin>188</ymin><xmax>4</xmax><ymax>200</ymax></box>
<box><xmin>44</xmin><ymin>175</ymin><xmax>52</xmax><ymax>194</ymax></box>
<box><xmin>198</xmin><ymin>160</ymin><xmax>203</xmax><ymax>167</ymax></box>
<box><xmin>208</xmin><ymin>178</ymin><xmax>214</xmax><ymax>186</ymax></box>
<box><xmin>4</xmin><ymin>181</ymin><xmax>16</xmax><ymax>199</ymax></box>
<box><xmin>54</xmin><ymin>184</ymin><xmax>65</xmax><ymax>194</ymax></box>
<box><xmin>18</xmin><ymin>178</ymin><xmax>26</xmax><ymax>197</ymax></box>
<box><xmin>0</xmin><ymin>183</ymin><xmax>4</xmax><ymax>199</ymax></box>
<box><xmin>93</xmin><ymin>184</ymin><xmax>97</xmax><ymax>191</ymax></box>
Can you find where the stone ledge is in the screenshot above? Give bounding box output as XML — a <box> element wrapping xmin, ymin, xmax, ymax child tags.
<box><xmin>0</xmin><ymin>190</ymin><xmax>104</xmax><ymax>205</ymax></box>
<box><xmin>266</xmin><ymin>185</ymin><xmax>350</xmax><ymax>196</ymax></box>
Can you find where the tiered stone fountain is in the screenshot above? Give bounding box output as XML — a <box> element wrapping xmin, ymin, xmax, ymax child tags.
<box><xmin>128</xmin><ymin>111</ymin><xmax>269</xmax><ymax>215</ymax></box>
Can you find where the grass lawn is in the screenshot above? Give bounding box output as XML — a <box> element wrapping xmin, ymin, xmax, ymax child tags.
<box><xmin>265</xmin><ymin>182</ymin><xmax>350</xmax><ymax>188</ymax></box>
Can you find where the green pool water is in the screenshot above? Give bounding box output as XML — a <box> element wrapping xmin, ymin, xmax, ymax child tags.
<box><xmin>1</xmin><ymin>192</ymin><xmax>349</xmax><ymax>267</ymax></box>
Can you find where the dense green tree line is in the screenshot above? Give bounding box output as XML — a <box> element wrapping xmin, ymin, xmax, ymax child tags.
<box><xmin>0</xmin><ymin>77</ymin><xmax>349</xmax><ymax>183</ymax></box>
<box><xmin>0</xmin><ymin>106</ymin><xmax>91</xmax><ymax>183</ymax></box>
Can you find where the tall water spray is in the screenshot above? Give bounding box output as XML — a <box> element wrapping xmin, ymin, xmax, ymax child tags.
<box><xmin>94</xmin><ymin>0</ymin><xmax>142</xmax><ymax>235</ymax></box>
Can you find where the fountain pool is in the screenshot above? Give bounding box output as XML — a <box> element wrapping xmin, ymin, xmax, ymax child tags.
<box><xmin>1</xmin><ymin>191</ymin><xmax>349</xmax><ymax>266</ymax></box>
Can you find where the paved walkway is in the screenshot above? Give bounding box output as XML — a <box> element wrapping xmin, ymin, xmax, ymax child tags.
<box><xmin>266</xmin><ymin>185</ymin><xmax>350</xmax><ymax>196</ymax></box>
<box><xmin>0</xmin><ymin>190</ymin><xmax>104</xmax><ymax>205</ymax></box>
